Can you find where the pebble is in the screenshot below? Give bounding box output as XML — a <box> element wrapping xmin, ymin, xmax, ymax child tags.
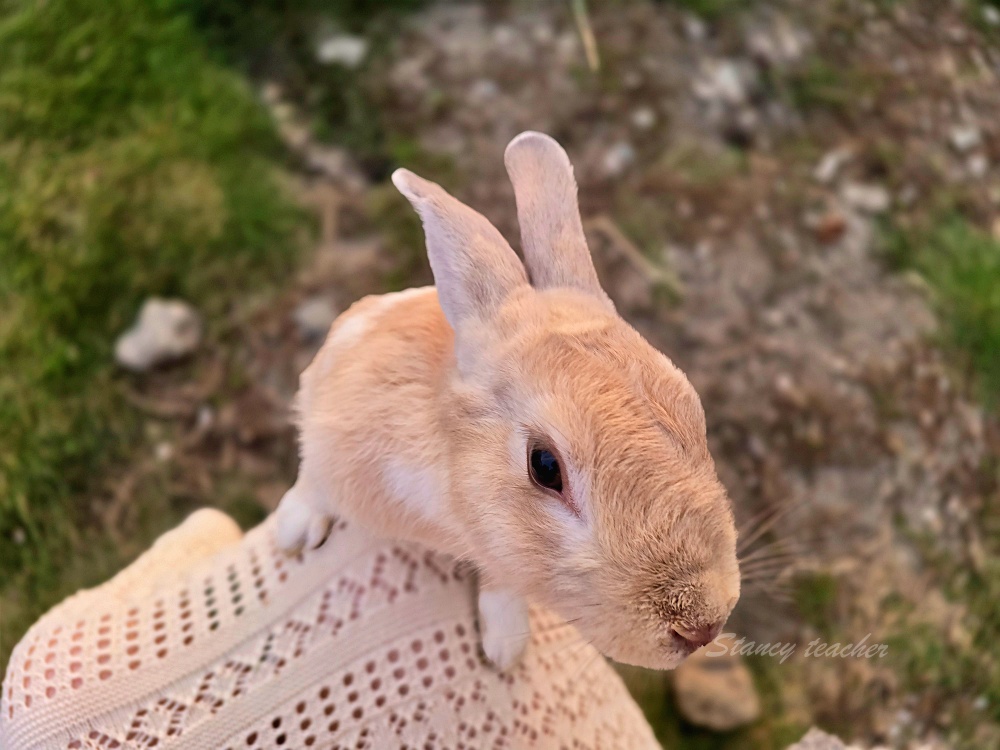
<box><xmin>469</xmin><ymin>79</ymin><xmax>500</xmax><ymax>102</ymax></box>
<box><xmin>316</xmin><ymin>34</ymin><xmax>368</xmax><ymax>67</ymax></box>
<box><xmin>673</xmin><ymin>650</ymin><xmax>761</xmax><ymax>732</ymax></box>
<box><xmin>693</xmin><ymin>59</ymin><xmax>757</xmax><ymax>106</ymax></box>
<box><xmin>949</xmin><ymin>124</ymin><xmax>981</xmax><ymax>153</ymax></box>
<box><xmin>114</xmin><ymin>298</ymin><xmax>202</xmax><ymax>372</ymax></box>
<box><xmin>784</xmin><ymin>727</ymin><xmax>864</xmax><ymax>749</ymax></box>
<box><xmin>745</xmin><ymin>16</ymin><xmax>809</xmax><ymax>67</ymax></box>
<box><xmin>813</xmin><ymin>147</ymin><xmax>851</xmax><ymax>184</ymax></box>
<box><xmin>841</xmin><ymin>182</ymin><xmax>891</xmax><ymax>214</ymax></box>
<box><xmin>602</xmin><ymin>141</ymin><xmax>636</xmax><ymax>177</ymax></box>
<box><xmin>967</xmin><ymin>153</ymin><xmax>989</xmax><ymax>178</ymax></box>
<box><xmin>631</xmin><ymin>107</ymin><xmax>657</xmax><ymax>130</ymax></box>
<box><xmin>683</xmin><ymin>14</ymin><xmax>708</xmax><ymax>42</ymax></box>
<box><xmin>294</xmin><ymin>295</ymin><xmax>339</xmax><ymax>340</ymax></box>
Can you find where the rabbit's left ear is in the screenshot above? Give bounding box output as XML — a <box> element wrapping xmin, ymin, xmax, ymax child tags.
<box><xmin>504</xmin><ymin>132</ymin><xmax>614</xmax><ymax>310</ymax></box>
<box><xmin>392</xmin><ymin>168</ymin><xmax>529</xmax><ymax>331</ymax></box>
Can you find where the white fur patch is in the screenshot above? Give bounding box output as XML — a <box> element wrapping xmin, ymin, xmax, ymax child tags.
<box><xmin>328</xmin><ymin>286</ymin><xmax>435</xmax><ymax>354</ymax></box>
<box><xmin>478</xmin><ymin>589</ymin><xmax>529</xmax><ymax>670</ymax></box>
<box><xmin>382</xmin><ymin>457</ymin><xmax>444</xmax><ymax>523</ymax></box>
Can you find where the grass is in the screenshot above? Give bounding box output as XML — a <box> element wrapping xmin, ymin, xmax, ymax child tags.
<box><xmin>656</xmin><ymin>0</ymin><xmax>749</xmax><ymax>21</ymax></box>
<box><xmin>881</xmin><ymin>217</ymin><xmax>1000</xmax><ymax>404</ymax></box>
<box><xmin>786</xmin><ymin>57</ymin><xmax>885</xmax><ymax>119</ymax></box>
<box><xmin>177</xmin><ymin>0</ymin><xmax>427</xmax><ymax>175</ymax></box>
<box><xmin>617</xmin><ymin>657</ymin><xmax>808</xmax><ymax>750</ymax></box>
<box><xmin>882</xmin><ymin>532</ymin><xmax>1000</xmax><ymax>748</ymax></box>
<box><xmin>0</xmin><ymin>0</ymin><xmax>304</xmax><ymax>665</ymax></box>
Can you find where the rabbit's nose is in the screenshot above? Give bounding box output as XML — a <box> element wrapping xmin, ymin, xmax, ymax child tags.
<box><xmin>670</xmin><ymin>621</ymin><xmax>724</xmax><ymax>652</ymax></box>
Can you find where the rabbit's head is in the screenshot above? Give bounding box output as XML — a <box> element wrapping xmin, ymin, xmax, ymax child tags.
<box><xmin>393</xmin><ymin>132</ymin><xmax>739</xmax><ymax>669</ymax></box>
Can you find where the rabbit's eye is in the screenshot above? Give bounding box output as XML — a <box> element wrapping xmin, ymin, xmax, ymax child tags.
<box><xmin>529</xmin><ymin>447</ymin><xmax>563</xmax><ymax>493</ymax></box>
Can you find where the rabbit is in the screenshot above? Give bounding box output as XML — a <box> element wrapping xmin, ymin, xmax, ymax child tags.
<box><xmin>275</xmin><ymin>131</ymin><xmax>741</xmax><ymax>671</ymax></box>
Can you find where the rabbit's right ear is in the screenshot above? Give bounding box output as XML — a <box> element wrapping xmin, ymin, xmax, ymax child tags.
<box><xmin>392</xmin><ymin>169</ymin><xmax>528</xmax><ymax>330</ymax></box>
<box><xmin>504</xmin><ymin>132</ymin><xmax>614</xmax><ymax>310</ymax></box>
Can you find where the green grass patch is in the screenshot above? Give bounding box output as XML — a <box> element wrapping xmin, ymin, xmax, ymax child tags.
<box><xmin>656</xmin><ymin>0</ymin><xmax>750</xmax><ymax>21</ymax></box>
<box><xmin>793</xmin><ymin>572</ymin><xmax>840</xmax><ymax>639</ymax></box>
<box><xmin>177</xmin><ymin>0</ymin><xmax>427</xmax><ymax>174</ymax></box>
<box><xmin>881</xmin><ymin>218</ymin><xmax>1000</xmax><ymax>403</ymax></box>
<box><xmin>0</xmin><ymin>0</ymin><xmax>304</xmax><ymax>664</ymax></box>
<box><xmin>787</xmin><ymin>57</ymin><xmax>884</xmax><ymax>118</ymax></box>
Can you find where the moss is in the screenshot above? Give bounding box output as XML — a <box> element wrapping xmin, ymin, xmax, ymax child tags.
<box><xmin>787</xmin><ymin>57</ymin><xmax>885</xmax><ymax>118</ymax></box>
<box><xmin>0</xmin><ymin>0</ymin><xmax>304</xmax><ymax>667</ymax></box>
<box><xmin>793</xmin><ymin>572</ymin><xmax>840</xmax><ymax>639</ymax></box>
<box><xmin>655</xmin><ymin>0</ymin><xmax>750</xmax><ymax>21</ymax></box>
<box><xmin>880</xmin><ymin>217</ymin><xmax>1000</xmax><ymax>404</ymax></box>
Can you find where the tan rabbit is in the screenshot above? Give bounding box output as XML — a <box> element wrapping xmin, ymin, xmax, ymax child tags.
<box><xmin>275</xmin><ymin>132</ymin><xmax>740</xmax><ymax>671</ymax></box>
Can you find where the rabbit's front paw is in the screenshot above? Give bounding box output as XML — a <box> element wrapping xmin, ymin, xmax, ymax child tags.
<box><xmin>275</xmin><ymin>486</ymin><xmax>332</xmax><ymax>553</ymax></box>
<box><xmin>478</xmin><ymin>589</ymin><xmax>529</xmax><ymax>671</ymax></box>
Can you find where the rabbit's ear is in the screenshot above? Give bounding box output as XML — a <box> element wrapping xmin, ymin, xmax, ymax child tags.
<box><xmin>504</xmin><ymin>132</ymin><xmax>614</xmax><ymax>310</ymax></box>
<box><xmin>392</xmin><ymin>169</ymin><xmax>529</xmax><ymax>329</ymax></box>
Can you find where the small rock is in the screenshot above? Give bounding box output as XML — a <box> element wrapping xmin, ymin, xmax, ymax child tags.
<box><xmin>155</xmin><ymin>442</ymin><xmax>174</xmax><ymax>463</ymax></box>
<box><xmin>294</xmin><ymin>295</ymin><xmax>338</xmax><ymax>340</ymax></box>
<box><xmin>949</xmin><ymin>124</ymin><xmax>981</xmax><ymax>153</ymax></box>
<box><xmin>673</xmin><ymin>650</ymin><xmax>761</xmax><ymax>732</ymax></box>
<box><xmin>602</xmin><ymin>142</ymin><xmax>636</xmax><ymax>177</ymax></box>
<box><xmin>784</xmin><ymin>727</ymin><xmax>863</xmax><ymax>750</ymax></box>
<box><xmin>683</xmin><ymin>14</ymin><xmax>708</xmax><ymax>42</ymax></box>
<box><xmin>813</xmin><ymin>147</ymin><xmax>852</xmax><ymax>184</ymax></box>
<box><xmin>469</xmin><ymin>79</ymin><xmax>500</xmax><ymax>102</ymax></box>
<box><xmin>115</xmin><ymin>298</ymin><xmax>202</xmax><ymax>372</ymax></box>
<box><xmin>967</xmin><ymin>153</ymin><xmax>989</xmax><ymax>178</ymax></box>
<box><xmin>693</xmin><ymin>59</ymin><xmax>758</xmax><ymax>106</ymax></box>
<box><xmin>316</xmin><ymin>34</ymin><xmax>368</xmax><ymax>67</ymax></box>
<box><xmin>841</xmin><ymin>182</ymin><xmax>891</xmax><ymax>214</ymax></box>
<box><xmin>196</xmin><ymin>405</ymin><xmax>214</xmax><ymax>431</ymax></box>
<box><xmin>984</xmin><ymin>5</ymin><xmax>1000</xmax><ymax>26</ymax></box>
<box><xmin>745</xmin><ymin>16</ymin><xmax>809</xmax><ymax>67</ymax></box>
<box><xmin>631</xmin><ymin>107</ymin><xmax>657</xmax><ymax>130</ymax></box>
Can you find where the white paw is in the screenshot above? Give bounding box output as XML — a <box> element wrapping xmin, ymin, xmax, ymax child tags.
<box><xmin>478</xmin><ymin>589</ymin><xmax>529</xmax><ymax>671</ymax></box>
<box><xmin>274</xmin><ymin>489</ymin><xmax>332</xmax><ymax>553</ymax></box>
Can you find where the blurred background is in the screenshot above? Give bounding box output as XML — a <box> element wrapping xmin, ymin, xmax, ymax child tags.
<box><xmin>1</xmin><ymin>0</ymin><xmax>998</xmax><ymax>747</ymax></box>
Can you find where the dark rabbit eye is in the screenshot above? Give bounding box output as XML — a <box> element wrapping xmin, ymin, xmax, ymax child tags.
<box><xmin>529</xmin><ymin>447</ymin><xmax>563</xmax><ymax>493</ymax></box>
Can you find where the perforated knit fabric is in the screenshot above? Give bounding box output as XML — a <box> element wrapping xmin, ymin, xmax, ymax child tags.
<box><xmin>1</xmin><ymin>509</ymin><xmax>660</xmax><ymax>749</ymax></box>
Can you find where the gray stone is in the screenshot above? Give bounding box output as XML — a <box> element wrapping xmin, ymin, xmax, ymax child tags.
<box><xmin>631</xmin><ymin>107</ymin><xmax>657</xmax><ymax>130</ymax></box>
<box><xmin>841</xmin><ymin>182</ymin><xmax>891</xmax><ymax>214</ymax></box>
<box><xmin>294</xmin><ymin>295</ymin><xmax>338</xmax><ymax>340</ymax></box>
<box><xmin>114</xmin><ymin>298</ymin><xmax>202</xmax><ymax>372</ymax></box>
<box><xmin>316</xmin><ymin>34</ymin><xmax>368</xmax><ymax>67</ymax></box>
<box><xmin>673</xmin><ymin>649</ymin><xmax>761</xmax><ymax>732</ymax></box>
<box><xmin>967</xmin><ymin>153</ymin><xmax>989</xmax><ymax>179</ymax></box>
<box><xmin>814</xmin><ymin>147</ymin><xmax>852</xmax><ymax>184</ymax></box>
<box><xmin>602</xmin><ymin>142</ymin><xmax>636</xmax><ymax>177</ymax></box>
<box><xmin>949</xmin><ymin>124</ymin><xmax>982</xmax><ymax>153</ymax></box>
<box><xmin>745</xmin><ymin>16</ymin><xmax>809</xmax><ymax>67</ymax></box>
<box><xmin>693</xmin><ymin>59</ymin><xmax>758</xmax><ymax>107</ymax></box>
<box><xmin>784</xmin><ymin>727</ymin><xmax>865</xmax><ymax>749</ymax></box>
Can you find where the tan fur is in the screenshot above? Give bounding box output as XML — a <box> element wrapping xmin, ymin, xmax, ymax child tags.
<box><xmin>277</xmin><ymin>132</ymin><xmax>740</xmax><ymax>670</ymax></box>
